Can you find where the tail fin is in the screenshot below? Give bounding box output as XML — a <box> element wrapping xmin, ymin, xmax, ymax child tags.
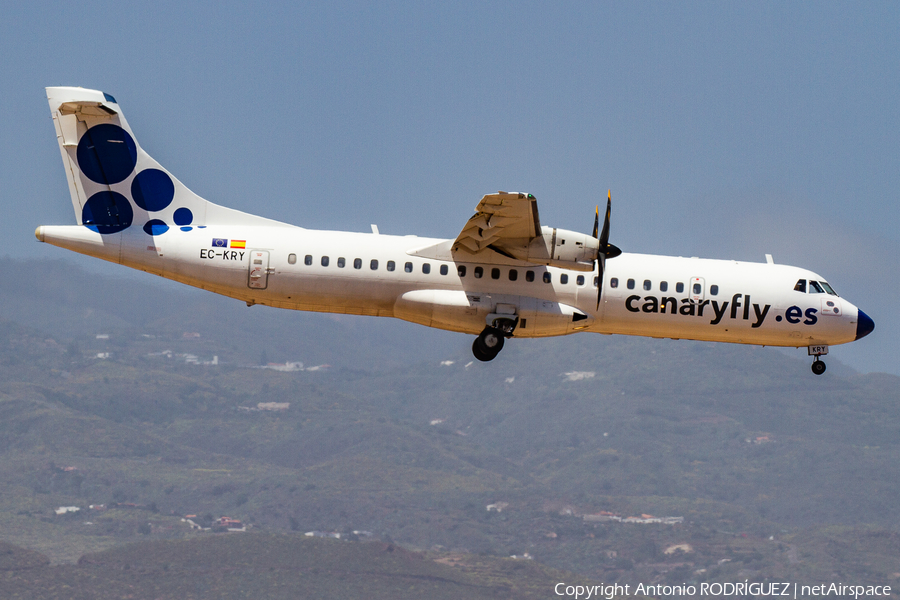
<box><xmin>46</xmin><ymin>87</ymin><xmax>285</xmax><ymax>235</ymax></box>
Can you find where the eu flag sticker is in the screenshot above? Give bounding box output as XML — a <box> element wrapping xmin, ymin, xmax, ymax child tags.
<box><xmin>212</xmin><ymin>238</ymin><xmax>228</xmax><ymax>248</ymax></box>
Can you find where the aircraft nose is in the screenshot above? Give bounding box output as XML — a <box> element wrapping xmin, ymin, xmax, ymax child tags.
<box><xmin>856</xmin><ymin>309</ymin><xmax>875</xmax><ymax>340</ymax></box>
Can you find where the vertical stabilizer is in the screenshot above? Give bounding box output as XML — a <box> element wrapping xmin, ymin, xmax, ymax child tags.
<box><xmin>46</xmin><ymin>87</ymin><xmax>287</xmax><ymax>235</ymax></box>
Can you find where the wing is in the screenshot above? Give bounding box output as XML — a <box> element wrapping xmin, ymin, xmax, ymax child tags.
<box><xmin>451</xmin><ymin>192</ymin><xmax>542</xmax><ymax>257</ymax></box>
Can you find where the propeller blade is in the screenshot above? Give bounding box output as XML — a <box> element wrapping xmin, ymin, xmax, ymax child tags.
<box><xmin>592</xmin><ymin>205</ymin><xmax>599</xmax><ymax>239</ymax></box>
<box><xmin>599</xmin><ymin>190</ymin><xmax>611</xmax><ymax>249</ymax></box>
<box><xmin>596</xmin><ymin>190</ymin><xmax>622</xmax><ymax>308</ymax></box>
<box><xmin>597</xmin><ymin>254</ymin><xmax>605</xmax><ymax>309</ymax></box>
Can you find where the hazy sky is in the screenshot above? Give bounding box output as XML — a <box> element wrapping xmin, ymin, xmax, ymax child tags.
<box><xmin>2</xmin><ymin>2</ymin><xmax>896</xmax><ymax>374</ymax></box>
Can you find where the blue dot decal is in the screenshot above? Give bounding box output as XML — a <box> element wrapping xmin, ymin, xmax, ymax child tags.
<box><xmin>143</xmin><ymin>219</ymin><xmax>169</xmax><ymax>236</ymax></box>
<box><xmin>132</xmin><ymin>169</ymin><xmax>175</xmax><ymax>212</ymax></box>
<box><xmin>82</xmin><ymin>191</ymin><xmax>133</xmax><ymax>234</ymax></box>
<box><xmin>76</xmin><ymin>124</ymin><xmax>138</xmax><ymax>185</ymax></box>
<box><xmin>180</xmin><ymin>226</ymin><xmax>193</xmax><ymax>231</ymax></box>
<box><xmin>173</xmin><ymin>207</ymin><xmax>193</xmax><ymax>226</ymax></box>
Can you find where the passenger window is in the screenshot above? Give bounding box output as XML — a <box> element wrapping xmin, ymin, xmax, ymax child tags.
<box><xmin>337</xmin><ymin>257</ymin><xmax>346</xmax><ymax>268</ymax></box>
<box><xmin>387</xmin><ymin>260</ymin><xmax>395</xmax><ymax>272</ymax></box>
<box><xmin>809</xmin><ymin>280</ymin><xmax>825</xmax><ymax>294</ymax></box>
<box><xmin>422</xmin><ymin>263</ymin><xmax>431</xmax><ymax>274</ymax></box>
<box><xmin>577</xmin><ymin>275</ymin><xmax>585</xmax><ymax>286</ymax></box>
<box><xmin>627</xmin><ymin>279</ymin><xmax>635</xmax><ymax>290</ymax></box>
<box><xmin>370</xmin><ymin>259</ymin><xmax>378</xmax><ymax>270</ymax></box>
<box><xmin>509</xmin><ymin>269</ymin><xmax>518</xmax><ymax>281</ymax></box>
<box><xmin>404</xmin><ymin>262</ymin><xmax>413</xmax><ymax>273</ymax></box>
<box><xmin>304</xmin><ymin>255</ymin><xmax>313</xmax><ymax>266</ymax></box>
<box><xmin>440</xmin><ymin>264</ymin><xmax>448</xmax><ymax>275</ymax></box>
<box><xmin>474</xmin><ymin>266</ymin><xmax>483</xmax><ymax>279</ymax></box>
<box><xmin>353</xmin><ymin>258</ymin><xmax>362</xmax><ymax>269</ymax></box>
<box><xmin>593</xmin><ymin>276</ymin><xmax>599</xmax><ymax>287</ymax></box>
<box><xmin>560</xmin><ymin>274</ymin><xmax>569</xmax><ymax>284</ymax></box>
<box><xmin>491</xmin><ymin>268</ymin><xmax>500</xmax><ymax>280</ymax></box>
<box><xmin>693</xmin><ymin>283</ymin><xmax>702</xmax><ymax>295</ymax></box>
<box><xmin>710</xmin><ymin>284</ymin><xmax>718</xmax><ymax>296</ymax></box>
<box><xmin>676</xmin><ymin>282</ymin><xmax>684</xmax><ymax>293</ymax></box>
<box><xmin>659</xmin><ymin>281</ymin><xmax>668</xmax><ymax>292</ymax></box>
<box><xmin>543</xmin><ymin>272</ymin><xmax>551</xmax><ymax>284</ymax></box>
<box><xmin>525</xmin><ymin>270</ymin><xmax>535</xmax><ymax>282</ymax></box>
<box><xmin>610</xmin><ymin>277</ymin><xmax>618</xmax><ymax>288</ymax></box>
<box><xmin>794</xmin><ymin>279</ymin><xmax>807</xmax><ymax>293</ymax></box>
<box><xmin>288</xmin><ymin>253</ymin><xmax>297</xmax><ymax>265</ymax></box>
<box><xmin>321</xmin><ymin>256</ymin><xmax>329</xmax><ymax>267</ymax></box>
<box><xmin>643</xmin><ymin>280</ymin><xmax>651</xmax><ymax>291</ymax></box>
<box><xmin>458</xmin><ymin>265</ymin><xmax>466</xmax><ymax>277</ymax></box>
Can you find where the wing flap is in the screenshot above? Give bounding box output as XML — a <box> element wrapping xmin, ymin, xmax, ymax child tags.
<box><xmin>452</xmin><ymin>192</ymin><xmax>542</xmax><ymax>257</ymax></box>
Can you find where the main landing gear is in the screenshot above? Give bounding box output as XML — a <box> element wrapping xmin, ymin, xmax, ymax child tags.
<box><xmin>472</xmin><ymin>327</ymin><xmax>504</xmax><ymax>362</ymax></box>
<box><xmin>472</xmin><ymin>317</ymin><xmax>518</xmax><ymax>362</ymax></box>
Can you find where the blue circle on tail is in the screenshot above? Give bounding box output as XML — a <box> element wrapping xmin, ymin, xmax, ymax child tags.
<box><xmin>173</xmin><ymin>207</ymin><xmax>193</xmax><ymax>226</ymax></box>
<box><xmin>132</xmin><ymin>169</ymin><xmax>175</xmax><ymax>211</ymax></box>
<box><xmin>82</xmin><ymin>191</ymin><xmax>133</xmax><ymax>234</ymax></box>
<box><xmin>76</xmin><ymin>124</ymin><xmax>138</xmax><ymax>185</ymax></box>
<box><xmin>143</xmin><ymin>219</ymin><xmax>169</xmax><ymax>236</ymax></box>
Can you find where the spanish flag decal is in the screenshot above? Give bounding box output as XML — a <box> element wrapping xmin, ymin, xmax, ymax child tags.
<box><xmin>231</xmin><ymin>240</ymin><xmax>246</xmax><ymax>249</ymax></box>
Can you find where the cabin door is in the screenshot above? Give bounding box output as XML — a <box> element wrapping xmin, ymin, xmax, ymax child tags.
<box><xmin>689</xmin><ymin>277</ymin><xmax>705</xmax><ymax>302</ymax></box>
<box><xmin>248</xmin><ymin>250</ymin><xmax>270</xmax><ymax>289</ymax></box>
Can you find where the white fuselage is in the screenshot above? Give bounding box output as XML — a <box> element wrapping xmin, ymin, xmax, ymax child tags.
<box><xmin>36</xmin><ymin>223</ymin><xmax>862</xmax><ymax>349</ymax></box>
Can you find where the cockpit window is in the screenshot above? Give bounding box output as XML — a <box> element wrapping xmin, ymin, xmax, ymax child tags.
<box><xmin>794</xmin><ymin>279</ymin><xmax>806</xmax><ymax>293</ymax></box>
<box><xmin>809</xmin><ymin>280</ymin><xmax>825</xmax><ymax>294</ymax></box>
<box><xmin>820</xmin><ymin>281</ymin><xmax>838</xmax><ymax>296</ymax></box>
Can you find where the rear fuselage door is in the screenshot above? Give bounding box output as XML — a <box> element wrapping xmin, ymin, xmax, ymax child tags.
<box><xmin>248</xmin><ymin>250</ymin><xmax>270</xmax><ymax>289</ymax></box>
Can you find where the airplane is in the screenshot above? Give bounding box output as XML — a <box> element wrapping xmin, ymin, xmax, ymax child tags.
<box><xmin>36</xmin><ymin>87</ymin><xmax>874</xmax><ymax>375</ymax></box>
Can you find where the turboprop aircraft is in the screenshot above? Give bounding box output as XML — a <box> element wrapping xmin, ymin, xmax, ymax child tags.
<box><xmin>37</xmin><ymin>87</ymin><xmax>874</xmax><ymax>374</ymax></box>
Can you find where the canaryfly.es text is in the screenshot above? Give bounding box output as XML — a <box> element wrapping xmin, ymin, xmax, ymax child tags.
<box><xmin>624</xmin><ymin>293</ymin><xmax>818</xmax><ymax>328</ymax></box>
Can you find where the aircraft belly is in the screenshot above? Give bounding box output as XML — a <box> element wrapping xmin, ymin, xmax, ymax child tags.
<box><xmin>394</xmin><ymin>289</ymin><xmax>486</xmax><ymax>334</ymax></box>
<box><xmin>394</xmin><ymin>290</ymin><xmax>593</xmax><ymax>337</ymax></box>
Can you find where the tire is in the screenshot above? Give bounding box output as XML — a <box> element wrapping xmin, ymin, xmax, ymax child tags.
<box><xmin>472</xmin><ymin>328</ymin><xmax>504</xmax><ymax>361</ymax></box>
<box><xmin>472</xmin><ymin>338</ymin><xmax>494</xmax><ymax>362</ymax></box>
<box><xmin>811</xmin><ymin>360</ymin><xmax>826</xmax><ymax>375</ymax></box>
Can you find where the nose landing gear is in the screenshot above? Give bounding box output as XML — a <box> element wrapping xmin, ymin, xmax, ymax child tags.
<box><xmin>808</xmin><ymin>344</ymin><xmax>828</xmax><ymax>375</ymax></box>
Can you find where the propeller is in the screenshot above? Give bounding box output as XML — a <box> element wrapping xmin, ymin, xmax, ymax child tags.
<box><xmin>595</xmin><ymin>190</ymin><xmax>622</xmax><ymax>309</ymax></box>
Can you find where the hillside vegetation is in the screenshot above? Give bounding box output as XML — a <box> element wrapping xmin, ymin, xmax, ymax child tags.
<box><xmin>0</xmin><ymin>258</ymin><xmax>896</xmax><ymax>593</ymax></box>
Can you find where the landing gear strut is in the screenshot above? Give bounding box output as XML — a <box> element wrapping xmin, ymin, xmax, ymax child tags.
<box><xmin>472</xmin><ymin>318</ymin><xmax>518</xmax><ymax>362</ymax></box>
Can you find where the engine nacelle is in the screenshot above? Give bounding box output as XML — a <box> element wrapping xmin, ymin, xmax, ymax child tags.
<box><xmin>524</xmin><ymin>226</ymin><xmax>599</xmax><ymax>272</ymax></box>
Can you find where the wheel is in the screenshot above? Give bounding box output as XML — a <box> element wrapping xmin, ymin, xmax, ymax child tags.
<box><xmin>472</xmin><ymin>328</ymin><xmax>504</xmax><ymax>362</ymax></box>
<box><xmin>480</xmin><ymin>329</ymin><xmax>504</xmax><ymax>353</ymax></box>
<box><xmin>472</xmin><ymin>338</ymin><xmax>494</xmax><ymax>362</ymax></box>
<box><xmin>811</xmin><ymin>360</ymin><xmax>826</xmax><ymax>375</ymax></box>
